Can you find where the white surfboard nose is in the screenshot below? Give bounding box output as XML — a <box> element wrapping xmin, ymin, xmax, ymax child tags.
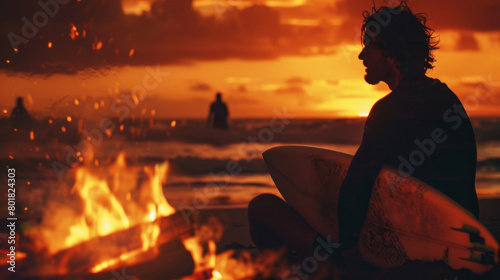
<box><xmin>262</xmin><ymin>145</ymin><xmax>310</xmax><ymax>177</ymax></box>
<box><xmin>262</xmin><ymin>145</ymin><xmax>319</xmax><ymax>186</ymax></box>
<box><xmin>262</xmin><ymin>145</ymin><xmax>296</xmax><ymax>166</ymax></box>
<box><xmin>263</xmin><ymin>146</ymin><xmax>299</xmax><ymax>183</ymax></box>
<box><xmin>263</xmin><ymin>145</ymin><xmax>353</xmax><ymax>196</ymax></box>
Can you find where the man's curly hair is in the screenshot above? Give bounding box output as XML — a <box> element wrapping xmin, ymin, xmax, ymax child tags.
<box><xmin>361</xmin><ymin>1</ymin><xmax>439</xmax><ymax>75</ymax></box>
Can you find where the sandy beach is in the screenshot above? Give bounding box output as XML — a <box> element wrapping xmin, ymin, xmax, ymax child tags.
<box><xmin>206</xmin><ymin>198</ymin><xmax>500</xmax><ymax>252</ymax></box>
<box><xmin>2</xmin><ymin>117</ymin><xmax>499</xmax><ymax>279</ymax></box>
<box><xmin>200</xmin><ymin>197</ymin><xmax>500</xmax><ymax>279</ymax></box>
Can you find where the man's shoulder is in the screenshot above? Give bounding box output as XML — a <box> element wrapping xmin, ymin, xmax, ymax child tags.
<box><xmin>370</xmin><ymin>93</ymin><xmax>396</xmax><ymax>114</ymax></box>
<box><xmin>420</xmin><ymin>78</ymin><xmax>464</xmax><ymax>111</ymax></box>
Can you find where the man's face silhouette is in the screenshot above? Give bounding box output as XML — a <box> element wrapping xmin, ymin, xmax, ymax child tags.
<box><xmin>358</xmin><ymin>39</ymin><xmax>393</xmax><ymax>86</ymax></box>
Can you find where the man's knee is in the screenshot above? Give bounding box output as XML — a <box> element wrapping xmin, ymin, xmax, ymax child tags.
<box><xmin>248</xmin><ymin>193</ymin><xmax>283</xmax><ymax>221</ymax></box>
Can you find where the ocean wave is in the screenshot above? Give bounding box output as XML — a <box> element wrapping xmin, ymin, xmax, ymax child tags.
<box><xmin>168</xmin><ymin>156</ymin><xmax>268</xmax><ymax>175</ymax></box>
<box><xmin>477</xmin><ymin>158</ymin><xmax>500</xmax><ymax>173</ymax></box>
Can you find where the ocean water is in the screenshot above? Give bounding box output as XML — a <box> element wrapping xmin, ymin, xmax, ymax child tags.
<box><xmin>2</xmin><ymin>117</ymin><xmax>500</xmax><ymax>218</ymax></box>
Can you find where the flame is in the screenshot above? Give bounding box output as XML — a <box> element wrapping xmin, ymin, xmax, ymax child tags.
<box><xmin>67</xmin><ymin>169</ymin><xmax>131</xmax><ymax>243</ymax></box>
<box><xmin>212</xmin><ymin>270</ymin><xmax>222</xmax><ymax>279</ymax></box>
<box><xmin>182</xmin><ymin>221</ymin><xmax>225</xmax><ymax>279</ymax></box>
<box><xmin>182</xmin><ymin>228</ymin><xmax>289</xmax><ymax>280</ymax></box>
<box><xmin>69</xmin><ymin>24</ymin><xmax>78</xmax><ymax>40</ymax></box>
<box><xmin>26</xmin><ymin>152</ymin><xmax>176</xmax><ymax>274</ymax></box>
<box><xmin>182</xmin><ymin>237</ymin><xmax>204</xmax><ymax>270</ymax></box>
<box><xmin>208</xmin><ymin>240</ymin><xmax>216</xmax><ymax>268</ymax></box>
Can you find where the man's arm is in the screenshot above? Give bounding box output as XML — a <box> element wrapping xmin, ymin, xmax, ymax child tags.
<box><xmin>337</xmin><ymin>101</ymin><xmax>395</xmax><ymax>250</ymax></box>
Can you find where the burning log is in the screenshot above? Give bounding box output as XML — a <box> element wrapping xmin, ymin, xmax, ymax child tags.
<box><xmin>16</xmin><ymin>239</ymin><xmax>195</xmax><ymax>280</ymax></box>
<box><xmin>21</xmin><ymin>211</ymin><xmax>195</xmax><ymax>278</ymax></box>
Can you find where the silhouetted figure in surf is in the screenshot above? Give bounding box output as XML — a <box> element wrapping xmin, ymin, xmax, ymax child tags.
<box><xmin>10</xmin><ymin>97</ymin><xmax>33</xmax><ymax>129</ymax></box>
<box><xmin>247</xmin><ymin>1</ymin><xmax>479</xmax><ymax>272</ymax></box>
<box><xmin>207</xmin><ymin>92</ymin><xmax>229</xmax><ymax>129</ymax></box>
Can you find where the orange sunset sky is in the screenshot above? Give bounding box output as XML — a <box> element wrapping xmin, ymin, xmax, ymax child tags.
<box><xmin>1</xmin><ymin>0</ymin><xmax>499</xmax><ymax>119</ymax></box>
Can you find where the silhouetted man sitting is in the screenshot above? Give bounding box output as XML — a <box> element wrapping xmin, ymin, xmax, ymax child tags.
<box><xmin>248</xmin><ymin>1</ymin><xmax>479</xmax><ymax>270</ymax></box>
<box><xmin>10</xmin><ymin>97</ymin><xmax>33</xmax><ymax>129</ymax></box>
<box><xmin>207</xmin><ymin>92</ymin><xmax>229</xmax><ymax>129</ymax></box>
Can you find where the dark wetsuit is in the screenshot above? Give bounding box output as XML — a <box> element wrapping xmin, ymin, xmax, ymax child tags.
<box><xmin>209</xmin><ymin>101</ymin><xmax>229</xmax><ymax>129</ymax></box>
<box><xmin>338</xmin><ymin>74</ymin><xmax>479</xmax><ymax>249</ymax></box>
<box><xmin>10</xmin><ymin>104</ymin><xmax>32</xmax><ymax>129</ymax></box>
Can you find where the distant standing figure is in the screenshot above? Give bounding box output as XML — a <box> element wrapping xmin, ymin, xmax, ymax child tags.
<box><xmin>207</xmin><ymin>92</ymin><xmax>229</xmax><ymax>129</ymax></box>
<box><xmin>10</xmin><ymin>97</ymin><xmax>32</xmax><ymax>129</ymax></box>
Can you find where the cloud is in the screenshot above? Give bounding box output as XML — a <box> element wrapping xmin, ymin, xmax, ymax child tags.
<box><xmin>226</xmin><ymin>96</ymin><xmax>261</xmax><ymax>105</ymax></box>
<box><xmin>274</xmin><ymin>85</ymin><xmax>306</xmax><ymax>95</ymax></box>
<box><xmin>286</xmin><ymin>76</ymin><xmax>311</xmax><ymax>85</ymax></box>
<box><xmin>455</xmin><ymin>33</ymin><xmax>480</xmax><ymax>51</ymax></box>
<box><xmin>334</xmin><ymin>0</ymin><xmax>500</xmax><ymax>32</ymax></box>
<box><xmin>190</xmin><ymin>82</ymin><xmax>212</xmax><ymax>91</ymax></box>
<box><xmin>235</xmin><ymin>84</ymin><xmax>248</xmax><ymax>92</ymax></box>
<box><xmin>0</xmin><ymin>0</ymin><xmax>338</xmax><ymax>74</ymax></box>
<box><xmin>2</xmin><ymin>0</ymin><xmax>499</xmax><ymax>74</ymax></box>
<box><xmin>326</xmin><ymin>79</ymin><xmax>339</xmax><ymax>86</ymax></box>
<box><xmin>448</xmin><ymin>76</ymin><xmax>500</xmax><ymax>108</ymax></box>
<box><xmin>331</xmin><ymin>0</ymin><xmax>500</xmax><ymax>46</ymax></box>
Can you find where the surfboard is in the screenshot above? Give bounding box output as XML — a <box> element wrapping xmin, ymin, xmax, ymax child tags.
<box><xmin>262</xmin><ymin>145</ymin><xmax>499</xmax><ymax>274</ymax></box>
